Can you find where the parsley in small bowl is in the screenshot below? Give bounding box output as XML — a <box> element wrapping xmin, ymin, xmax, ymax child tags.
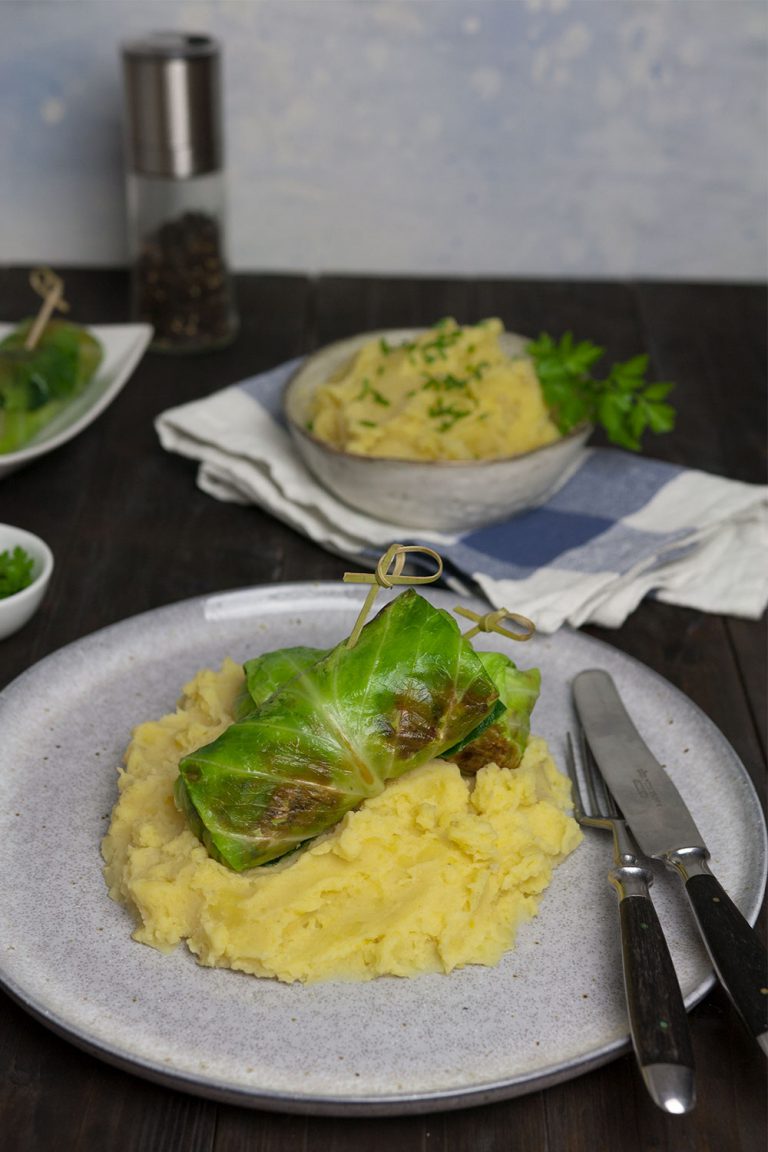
<box><xmin>0</xmin><ymin>524</ymin><xmax>54</xmax><ymax>640</ymax></box>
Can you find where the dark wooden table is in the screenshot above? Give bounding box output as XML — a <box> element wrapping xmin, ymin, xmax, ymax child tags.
<box><xmin>0</xmin><ymin>268</ymin><xmax>765</xmax><ymax>1152</ymax></box>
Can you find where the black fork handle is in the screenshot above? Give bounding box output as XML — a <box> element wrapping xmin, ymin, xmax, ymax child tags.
<box><xmin>610</xmin><ymin>865</ymin><xmax>696</xmax><ymax>1112</ymax></box>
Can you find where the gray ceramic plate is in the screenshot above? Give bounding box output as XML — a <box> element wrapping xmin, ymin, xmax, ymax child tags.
<box><xmin>0</xmin><ymin>584</ymin><xmax>764</xmax><ymax>1115</ymax></box>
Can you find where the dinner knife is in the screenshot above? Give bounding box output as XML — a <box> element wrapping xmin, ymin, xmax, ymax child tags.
<box><xmin>572</xmin><ymin>668</ymin><xmax>768</xmax><ymax>1056</ymax></box>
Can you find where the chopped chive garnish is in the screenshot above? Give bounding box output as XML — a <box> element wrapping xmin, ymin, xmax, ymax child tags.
<box><xmin>428</xmin><ymin>399</ymin><xmax>470</xmax><ymax>431</ymax></box>
<box><xmin>466</xmin><ymin>361</ymin><xmax>490</xmax><ymax>381</ymax></box>
<box><xmin>356</xmin><ymin>378</ymin><xmax>390</xmax><ymax>405</ymax></box>
<box><xmin>421</xmin><ymin>373</ymin><xmax>467</xmax><ymax>392</ymax></box>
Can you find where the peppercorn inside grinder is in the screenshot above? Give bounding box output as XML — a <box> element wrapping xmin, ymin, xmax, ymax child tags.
<box><xmin>121</xmin><ymin>33</ymin><xmax>238</xmax><ymax>352</ymax></box>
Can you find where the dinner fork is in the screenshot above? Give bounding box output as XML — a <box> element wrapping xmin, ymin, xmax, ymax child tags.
<box><xmin>566</xmin><ymin>733</ymin><xmax>696</xmax><ymax>1115</ymax></box>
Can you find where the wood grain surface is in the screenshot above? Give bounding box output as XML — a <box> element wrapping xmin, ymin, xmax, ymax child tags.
<box><xmin>0</xmin><ymin>268</ymin><xmax>765</xmax><ymax>1152</ymax></box>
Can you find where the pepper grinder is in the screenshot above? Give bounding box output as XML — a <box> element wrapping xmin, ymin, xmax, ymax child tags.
<box><xmin>122</xmin><ymin>33</ymin><xmax>238</xmax><ymax>352</ymax></box>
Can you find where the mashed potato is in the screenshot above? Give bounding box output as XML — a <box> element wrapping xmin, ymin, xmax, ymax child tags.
<box><xmin>309</xmin><ymin>318</ymin><xmax>561</xmax><ymax>461</ymax></box>
<box><xmin>102</xmin><ymin>660</ymin><xmax>581</xmax><ymax>984</ymax></box>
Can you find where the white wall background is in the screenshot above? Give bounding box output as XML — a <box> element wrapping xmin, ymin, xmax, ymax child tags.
<box><xmin>1</xmin><ymin>0</ymin><xmax>766</xmax><ymax>279</ymax></box>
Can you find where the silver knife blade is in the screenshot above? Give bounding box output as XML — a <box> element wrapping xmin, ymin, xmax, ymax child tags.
<box><xmin>571</xmin><ymin>668</ymin><xmax>705</xmax><ymax>861</ymax></box>
<box><xmin>572</xmin><ymin>667</ymin><xmax>768</xmax><ymax>1056</ymax></box>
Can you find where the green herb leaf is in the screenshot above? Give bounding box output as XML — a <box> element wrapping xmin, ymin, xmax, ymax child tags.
<box><xmin>0</xmin><ymin>546</ymin><xmax>35</xmax><ymax>599</ymax></box>
<box><xmin>421</xmin><ymin>373</ymin><xmax>468</xmax><ymax>393</ymax></box>
<box><xmin>466</xmin><ymin>362</ymin><xmax>490</xmax><ymax>381</ymax></box>
<box><xmin>644</xmin><ymin>398</ymin><xmax>676</xmax><ymax>434</ymax></box>
<box><xmin>356</xmin><ymin>378</ymin><xmax>391</xmax><ymax>406</ymax></box>
<box><xmin>527</xmin><ymin>332</ymin><xmax>676</xmax><ymax>452</ymax></box>
<box><xmin>428</xmin><ymin>399</ymin><xmax>471</xmax><ymax>431</ymax></box>
<box><xmin>642</xmin><ymin>381</ymin><xmax>675</xmax><ymax>402</ymax></box>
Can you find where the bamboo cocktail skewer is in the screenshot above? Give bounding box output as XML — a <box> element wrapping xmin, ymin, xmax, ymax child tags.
<box><xmin>23</xmin><ymin>268</ymin><xmax>69</xmax><ymax>351</ymax></box>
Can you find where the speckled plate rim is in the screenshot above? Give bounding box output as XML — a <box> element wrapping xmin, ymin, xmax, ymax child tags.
<box><xmin>0</xmin><ymin>583</ymin><xmax>764</xmax><ymax>1117</ymax></box>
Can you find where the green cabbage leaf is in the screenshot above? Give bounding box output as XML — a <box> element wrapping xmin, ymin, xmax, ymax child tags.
<box><xmin>176</xmin><ymin>590</ymin><xmax>502</xmax><ymax>871</ymax></box>
<box><xmin>233</xmin><ymin>640</ymin><xmax>541</xmax><ymax>773</ymax></box>
<box><xmin>0</xmin><ymin>320</ymin><xmax>103</xmax><ymax>453</ymax></box>
<box><xmin>447</xmin><ymin>651</ymin><xmax>540</xmax><ymax>774</ymax></box>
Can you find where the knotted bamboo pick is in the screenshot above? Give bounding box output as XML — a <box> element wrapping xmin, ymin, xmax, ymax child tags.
<box><xmin>343</xmin><ymin>543</ymin><xmax>443</xmax><ymax>648</ymax></box>
<box><xmin>454</xmin><ymin>605</ymin><xmax>536</xmax><ymax>642</ymax></box>
<box><xmin>24</xmin><ymin>268</ymin><xmax>69</xmax><ymax>351</ymax></box>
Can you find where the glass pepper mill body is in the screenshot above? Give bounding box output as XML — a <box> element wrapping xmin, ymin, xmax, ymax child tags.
<box><xmin>122</xmin><ymin>33</ymin><xmax>238</xmax><ymax>352</ymax></box>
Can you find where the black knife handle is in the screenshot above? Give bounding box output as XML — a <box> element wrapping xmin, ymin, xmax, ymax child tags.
<box><xmin>619</xmin><ymin>894</ymin><xmax>695</xmax><ymax>1071</ymax></box>
<box><xmin>684</xmin><ymin>872</ymin><xmax>768</xmax><ymax>1052</ymax></box>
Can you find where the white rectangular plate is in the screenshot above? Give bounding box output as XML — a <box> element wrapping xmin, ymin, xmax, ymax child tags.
<box><xmin>0</xmin><ymin>321</ymin><xmax>153</xmax><ymax>477</ymax></box>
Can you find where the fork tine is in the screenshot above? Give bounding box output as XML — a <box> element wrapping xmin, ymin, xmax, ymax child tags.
<box><xmin>564</xmin><ymin>733</ymin><xmax>585</xmax><ymax>819</ymax></box>
<box><xmin>580</xmin><ymin>728</ymin><xmax>621</xmax><ymax>819</ymax></box>
<box><xmin>578</xmin><ymin>727</ymin><xmax>603</xmax><ymax>816</ymax></box>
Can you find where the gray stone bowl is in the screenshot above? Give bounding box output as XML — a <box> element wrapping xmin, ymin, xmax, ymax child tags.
<box><xmin>283</xmin><ymin>329</ymin><xmax>591</xmax><ymax>532</ymax></box>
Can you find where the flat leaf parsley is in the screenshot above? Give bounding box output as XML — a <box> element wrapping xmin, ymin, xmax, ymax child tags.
<box><xmin>0</xmin><ymin>545</ymin><xmax>35</xmax><ymax>599</ymax></box>
<box><xmin>527</xmin><ymin>332</ymin><xmax>675</xmax><ymax>451</ymax></box>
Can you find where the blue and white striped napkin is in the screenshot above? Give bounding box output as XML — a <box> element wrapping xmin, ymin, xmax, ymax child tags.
<box><xmin>156</xmin><ymin>361</ymin><xmax>768</xmax><ymax>632</ymax></box>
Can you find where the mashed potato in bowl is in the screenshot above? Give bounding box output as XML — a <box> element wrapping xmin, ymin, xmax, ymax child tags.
<box><xmin>308</xmin><ymin>318</ymin><xmax>562</xmax><ymax>462</ymax></box>
<box><xmin>102</xmin><ymin>659</ymin><xmax>582</xmax><ymax>984</ymax></box>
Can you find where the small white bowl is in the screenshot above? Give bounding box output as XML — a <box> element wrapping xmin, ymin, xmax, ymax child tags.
<box><xmin>0</xmin><ymin>524</ymin><xmax>54</xmax><ymax>640</ymax></box>
<box><xmin>284</xmin><ymin>329</ymin><xmax>591</xmax><ymax>532</ymax></box>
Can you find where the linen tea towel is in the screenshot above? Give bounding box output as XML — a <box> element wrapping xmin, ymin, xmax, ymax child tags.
<box><xmin>156</xmin><ymin>361</ymin><xmax>768</xmax><ymax>633</ymax></box>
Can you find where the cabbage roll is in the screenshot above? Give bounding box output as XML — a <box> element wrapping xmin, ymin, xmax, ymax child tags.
<box><xmin>176</xmin><ymin>590</ymin><xmax>501</xmax><ymax>871</ymax></box>
<box><xmin>0</xmin><ymin>320</ymin><xmax>103</xmax><ymax>453</ymax></box>
<box><xmin>234</xmin><ymin>641</ymin><xmax>540</xmax><ymax>773</ymax></box>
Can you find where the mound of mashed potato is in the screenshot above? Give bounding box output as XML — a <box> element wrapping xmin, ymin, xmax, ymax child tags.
<box><xmin>102</xmin><ymin>660</ymin><xmax>581</xmax><ymax>984</ymax></box>
<box><xmin>308</xmin><ymin>318</ymin><xmax>561</xmax><ymax>461</ymax></box>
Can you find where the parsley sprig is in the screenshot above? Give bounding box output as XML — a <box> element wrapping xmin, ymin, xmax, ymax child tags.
<box><xmin>0</xmin><ymin>545</ymin><xmax>35</xmax><ymax>599</ymax></box>
<box><xmin>527</xmin><ymin>332</ymin><xmax>675</xmax><ymax>451</ymax></box>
